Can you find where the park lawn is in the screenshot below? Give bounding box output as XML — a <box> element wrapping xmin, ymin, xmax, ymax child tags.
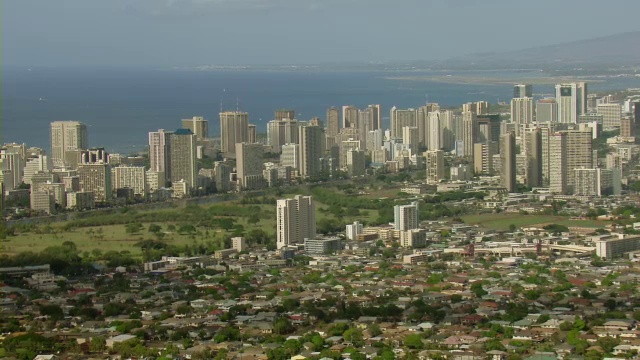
<box><xmin>461</xmin><ymin>213</ymin><xmax>611</xmax><ymax>231</ymax></box>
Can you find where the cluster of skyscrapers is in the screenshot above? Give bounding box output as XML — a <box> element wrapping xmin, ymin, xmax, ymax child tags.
<box><xmin>3</xmin><ymin>81</ymin><xmax>640</xmax><ymax>216</ymax></box>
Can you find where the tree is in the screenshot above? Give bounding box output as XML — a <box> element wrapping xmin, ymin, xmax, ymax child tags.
<box><xmin>274</xmin><ymin>318</ymin><xmax>294</xmax><ymax>335</ymax></box>
<box><xmin>403</xmin><ymin>333</ymin><xmax>424</xmax><ymax>349</ymax></box>
<box><xmin>39</xmin><ymin>304</ymin><xmax>64</xmax><ymax>321</ymax></box>
<box><xmin>343</xmin><ymin>328</ymin><xmax>364</xmax><ymax>347</ymax></box>
<box><xmin>90</xmin><ymin>336</ymin><xmax>106</xmax><ymax>353</ymax></box>
<box><xmin>125</xmin><ymin>222</ymin><xmax>144</xmax><ymax>234</ymax></box>
<box><xmin>148</xmin><ymin>224</ymin><xmax>162</xmax><ymax>234</ymax></box>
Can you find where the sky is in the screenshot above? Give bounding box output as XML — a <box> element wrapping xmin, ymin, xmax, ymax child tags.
<box><xmin>3</xmin><ymin>0</ymin><xmax>640</xmax><ymax>68</ymax></box>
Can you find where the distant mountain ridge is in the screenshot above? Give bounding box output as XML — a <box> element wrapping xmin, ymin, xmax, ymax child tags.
<box><xmin>435</xmin><ymin>31</ymin><xmax>640</xmax><ymax>69</ymax></box>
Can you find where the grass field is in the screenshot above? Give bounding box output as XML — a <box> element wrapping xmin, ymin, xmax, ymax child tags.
<box><xmin>1</xmin><ymin>197</ymin><xmax>380</xmax><ymax>257</ymax></box>
<box><xmin>461</xmin><ymin>213</ymin><xmax>611</xmax><ymax>231</ymax></box>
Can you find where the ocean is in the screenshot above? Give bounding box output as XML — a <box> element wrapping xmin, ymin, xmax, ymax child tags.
<box><xmin>3</xmin><ymin>68</ymin><xmax>637</xmax><ymax>154</ymax></box>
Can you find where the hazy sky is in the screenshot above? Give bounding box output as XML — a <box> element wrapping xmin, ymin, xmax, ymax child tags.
<box><xmin>4</xmin><ymin>0</ymin><xmax>640</xmax><ymax>67</ymax></box>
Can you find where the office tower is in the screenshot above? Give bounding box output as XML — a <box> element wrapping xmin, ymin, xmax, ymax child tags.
<box><xmin>149</xmin><ymin>129</ymin><xmax>171</xmax><ymax>183</ymax></box>
<box><xmin>463</xmin><ymin>101</ymin><xmax>489</xmax><ymax>115</ymax></box>
<box><xmin>267</xmin><ymin>119</ymin><xmax>299</xmax><ymax>152</ymax></box>
<box><xmin>112</xmin><ymin>166</ymin><xmax>148</xmax><ymax>198</ymax></box>
<box><xmin>597</xmin><ymin>103</ymin><xmax>622</xmax><ymax>129</ymax></box>
<box><xmin>524</xmin><ymin>128</ymin><xmax>543</xmax><ymax>188</ymax></box>
<box><xmin>168</xmin><ymin>129</ymin><xmax>197</xmax><ymax>191</ymax></box>
<box><xmin>402</xmin><ymin>126</ymin><xmax>419</xmax><ymax>153</ymax></box>
<box><xmin>462</xmin><ymin>111</ymin><xmax>477</xmax><ymax>157</ymax></box>
<box><xmin>339</xmin><ymin>139</ymin><xmax>361</xmax><ymax>169</ymax></box>
<box><xmin>181</xmin><ymin>116</ymin><xmax>209</xmax><ymax>140</ymax></box>
<box><xmin>514</xmin><ymin>84</ymin><xmax>533</xmax><ymax>98</ymax></box>
<box><xmin>346</xmin><ymin>149</ymin><xmax>366</xmax><ymax>177</ymax></box>
<box><xmin>390</xmin><ymin>107</ymin><xmax>418</xmax><ymax>139</ymax></box>
<box><xmin>281</xmin><ymin>143</ymin><xmax>300</xmax><ymax>170</ymax></box>
<box><xmin>473</xmin><ymin>142</ymin><xmax>495</xmax><ymax>175</ymax></box>
<box><xmin>248</xmin><ymin>124</ymin><xmax>257</xmax><ymax>144</ymax></box>
<box><xmin>276</xmin><ymin>195</ymin><xmax>316</xmax><ymax>249</ymax></box>
<box><xmin>50</xmin><ymin>121</ymin><xmax>88</xmax><ymax>168</ymax></box>
<box><xmin>23</xmin><ymin>155</ymin><xmax>52</xmax><ymax>185</ymax></box>
<box><xmin>326</xmin><ymin>107</ymin><xmax>340</xmax><ymax>137</ymax></box>
<box><xmin>275</xmin><ymin>109</ymin><xmax>296</xmax><ymax>121</ymax></box>
<box><xmin>394</xmin><ymin>202</ymin><xmax>419</xmax><ymax>231</ymax></box>
<box><xmin>425</xmin><ymin>149</ymin><xmax>445</xmax><ymax>184</ymax></box>
<box><xmin>236</xmin><ymin>143</ymin><xmax>264</xmax><ymax>190</ymax></box>
<box><xmin>342</xmin><ymin>105</ymin><xmax>359</xmax><ymax>128</ymax></box>
<box><xmin>556</xmin><ymin>83</ymin><xmax>587</xmax><ymax>123</ymax></box>
<box><xmin>77</xmin><ymin>163</ymin><xmax>112</xmax><ymax>202</ymax></box>
<box><xmin>536</xmin><ymin>98</ymin><xmax>558</xmax><ymax>123</ymax></box>
<box><xmin>63</xmin><ymin>176</ymin><xmax>80</xmax><ymax>192</ymax></box>
<box><xmin>299</xmin><ymin>125</ymin><xmax>325</xmax><ymax>178</ymax></box>
<box><xmin>511</xmin><ymin>97</ymin><xmax>534</xmax><ymax>135</ymax></box>
<box><xmin>621</xmin><ymin>117</ymin><xmax>633</xmax><ymax>137</ymax></box>
<box><xmin>500</xmin><ymin>132</ymin><xmax>517</xmax><ymax>192</ymax></box>
<box><xmin>213</xmin><ymin>162</ymin><xmax>231</xmax><ymax>192</ymax></box>
<box><xmin>219</xmin><ymin>111</ymin><xmax>249</xmax><ymax>155</ymax></box>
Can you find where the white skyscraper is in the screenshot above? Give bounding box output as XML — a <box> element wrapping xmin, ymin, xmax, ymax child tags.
<box><xmin>276</xmin><ymin>195</ymin><xmax>316</xmax><ymax>249</ymax></box>
<box><xmin>394</xmin><ymin>202</ymin><xmax>419</xmax><ymax>231</ymax></box>
<box><xmin>556</xmin><ymin>83</ymin><xmax>587</xmax><ymax>124</ymax></box>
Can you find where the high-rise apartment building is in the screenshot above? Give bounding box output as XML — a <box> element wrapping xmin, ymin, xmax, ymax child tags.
<box><xmin>427</xmin><ymin>112</ymin><xmax>442</xmax><ymax>150</ymax></box>
<box><xmin>390</xmin><ymin>107</ymin><xmax>417</xmax><ymax>139</ymax></box>
<box><xmin>425</xmin><ymin>150</ymin><xmax>445</xmax><ymax>184</ymax></box>
<box><xmin>236</xmin><ymin>143</ymin><xmax>264</xmax><ymax>190</ymax></box>
<box><xmin>50</xmin><ymin>121</ymin><xmax>88</xmax><ymax>168</ymax></box>
<box><xmin>549</xmin><ymin>130</ymin><xmax>593</xmax><ymax>194</ymax></box>
<box><xmin>168</xmin><ymin>129</ymin><xmax>197</xmax><ymax>191</ymax></box>
<box><xmin>514</xmin><ymin>84</ymin><xmax>533</xmax><ymax>98</ymax></box>
<box><xmin>276</xmin><ymin>195</ymin><xmax>316</xmax><ymax>249</ymax></box>
<box><xmin>394</xmin><ymin>202</ymin><xmax>419</xmax><ymax>231</ymax></box>
<box><xmin>149</xmin><ymin>129</ymin><xmax>171</xmax><ymax>184</ymax></box>
<box><xmin>181</xmin><ymin>116</ymin><xmax>209</xmax><ymax>140</ymax></box>
<box><xmin>524</xmin><ymin>128</ymin><xmax>543</xmax><ymax>188</ymax></box>
<box><xmin>462</xmin><ymin>111</ymin><xmax>477</xmax><ymax>157</ymax></box>
<box><xmin>402</xmin><ymin>126</ymin><xmax>419</xmax><ymax>153</ymax></box>
<box><xmin>220</xmin><ymin>111</ymin><xmax>249</xmax><ymax>155</ymax></box>
<box><xmin>346</xmin><ymin>149</ymin><xmax>366</xmax><ymax>177</ymax></box>
<box><xmin>500</xmin><ymin>132</ymin><xmax>517</xmax><ymax>192</ymax></box>
<box><xmin>342</xmin><ymin>105</ymin><xmax>359</xmax><ymax>128</ymax></box>
<box><xmin>275</xmin><ymin>109</ymin><xmax>295</xmax><ymax>121</ymax></box>
<box><xmin>112</xmin><ymin>166</ymin><xmax>148</xmax><ymax>198</ymax></box>
<box><xmin>299</xmin><ymin>125</ymin><xmax>325</xmax><ymax>178</ymax></box>
<box><xmin>281</xmin><ymin>143</ymin><xmax>300</xmax><ymax>170</ymax></box>
<box><xmin>511</xmin><ymin>97</ymin><xmax>534</xmax><ymax>135</ymax></box>
<box><xmin>326</xmin><ymin>107</ymin><xmax>340</xmax><ymax>138</ymax></box>
<box><xmin>77</xmin><ymin>163</ymin><xmax>112</xmax><ymax>202</ymax></box>
<box><xmin>213</xmin><ymin>162</ymin><xmax>231</xmax><ymax>193</ymax></box>
<box><xmin>267</xmin><ymin>119</ymin><xmax>299</xmax><ymax>152</ymax></box>
<box><xmin>620</xmin><ymin>117</ymin><xmax>633</xmax><ymax>138</ymax></box>
<box><xmin>248</xmin><ymin>124</ymin><xmax>257</xmax><ymax>144</ymax></box>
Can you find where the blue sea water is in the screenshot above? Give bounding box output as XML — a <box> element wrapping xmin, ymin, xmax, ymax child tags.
<box><xmin>3</xmin><ymin>68</ymin><xmax>638</xmax><ymax>154</ymax></box>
